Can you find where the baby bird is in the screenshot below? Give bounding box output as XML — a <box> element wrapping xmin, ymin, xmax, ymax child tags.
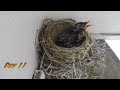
<box><xmin>55</xmin><ymin>21</ymin><xmax>91</xmax><ymax>48</ymax></box>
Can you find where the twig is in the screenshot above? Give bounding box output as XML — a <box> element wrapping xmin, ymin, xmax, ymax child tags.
<box><xmin>72</xmin><ymin>54</ymin><xmax>77</xmax><ymax>78</ymax></box>
<box><xmin>46</xmin><ymin>63</ymin><xmax>52</xmax><ymax>71</ymax></box>
<box><xmin>39</xmin><ymin>52</ymin><xmax>45</xmax><ymax>70</ymax></box>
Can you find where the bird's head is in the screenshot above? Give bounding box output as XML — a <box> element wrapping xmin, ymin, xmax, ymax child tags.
<box><xmin>75</xmin><ymin>21</ymin><xmax>91</xmax><ymax>32</ymax></box>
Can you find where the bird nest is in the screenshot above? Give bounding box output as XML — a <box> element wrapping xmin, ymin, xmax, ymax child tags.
<box><xmin>35</xmin><ymin>19</ymin><xmax>107</xmax><ymax>79</ymax></box>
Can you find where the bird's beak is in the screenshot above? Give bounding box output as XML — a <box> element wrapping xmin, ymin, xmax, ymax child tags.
<box><xmin>85</xmin><ymin>21</ymin><xmax>92</xmax><ymax>29</ymax></box>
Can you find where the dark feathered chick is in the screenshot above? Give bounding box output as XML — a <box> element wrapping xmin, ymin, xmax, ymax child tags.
<box><xmin>55</xmin><ymin>21</ymin><xmax>91</xmax><ymax>48</ymax></box>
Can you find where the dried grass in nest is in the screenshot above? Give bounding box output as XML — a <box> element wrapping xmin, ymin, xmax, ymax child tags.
<box><xmin>35</xmin><ymin>19</ymin><xmax>107</xmax><ymax>79</ymax></box>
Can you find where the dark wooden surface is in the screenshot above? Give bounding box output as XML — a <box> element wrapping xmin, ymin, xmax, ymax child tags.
<box><xmin>101</xmin><ymin>40</ymin><xmax>120</xmax><ymax>79</ymax></box>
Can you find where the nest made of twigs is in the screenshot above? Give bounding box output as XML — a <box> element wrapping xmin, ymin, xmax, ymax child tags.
<box><xmin>35</xmin><ymin>19</ymin><xmax>107</xmax><ymax>79</ymax></box>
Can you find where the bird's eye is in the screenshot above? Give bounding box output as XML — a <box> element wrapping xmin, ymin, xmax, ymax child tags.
<box><xmin>75</xmin><ymin>24</ymin><xmax>82</xmax><ymax>29</ymax></box>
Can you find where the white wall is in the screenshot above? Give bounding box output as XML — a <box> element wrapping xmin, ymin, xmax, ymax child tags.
<box><xmin>0</xmin><ymin>11</ymin><xmax>120</xmax><ymax>79</ymax></box>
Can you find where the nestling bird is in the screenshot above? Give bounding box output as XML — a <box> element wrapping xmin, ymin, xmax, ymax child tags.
<box><xmin>55</xmin><ymin>21</ymin><xmax>91</xmax><ymax>48</ymax></box>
